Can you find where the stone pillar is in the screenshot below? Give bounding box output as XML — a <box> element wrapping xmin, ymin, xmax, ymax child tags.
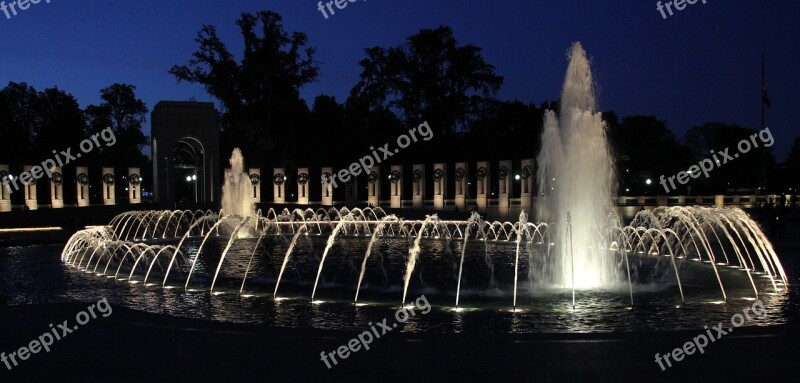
<box><xmin>0</xmin><ymin>165</ymin><xmax>10</xmax><ymax>212</ymax></box>
<box><xmin>249</xmin><ymin>168</ymin><xmax>261</xmax><ymax>203</ymax></box>
<box><xmin>433</xmin><ymin>163</ymin><xmax>446</xmax><ymax>210</ymax></box>
<box><xmin>714</xmin><ymin>194</ymin><xmax>724</xmax><ymax>208</ymax></box>
<box><xmin>476</xmin><ymin>161</ymin><xmax>489</xmax><ymax>212</ymax></box>
<box><xmin>23</xmin><ymin>165</ymin><xmax>37</xmax><ymax>210</ymax></box>
<box><xmin>520</xmin><ymin>159</ymin><xmax>534</xmax><ymax>212</ymax></box>
<box><xmin>273</xmin><ymin>168</ymin><xmax>286</xmax><ymax>204</ymax></box>
<box><xmin>656</xmin><ymin>195</ymin><xmax>668</xmax><ymax>207</ymax></box>
<box><xmin>412</xmin><ymin>164</ymin><xmax>425</xmax><ymax>209</ymax></box>
<box><xmin>321</xmin><ymin>167</ymin><xmax>333</xmax><ymax>206</ymax></box>
<box><xmin>367</xmin><ymin>167</ymin><xmax>380</xmax><ymax>207</ymax></box>
<box><xmin>128</xmin><ymin>168</ymin><xmax>142</xmax><ymax>204</ymax></box>
<box><xmin>51</xmin><ymin>166</ymin><xmax>64</xmax><ymax>208</ymax></box>
<box><xmin>454</xmin><ymin>162</ymin><xmax>467</xmax><ymax>211</ymax></box>
<box><xmin>101</xmin><ymin>168</ymin><xmax>115</xmax><ymax>206</ymax></box>
<box><xmin>297</xmin><ymin>167</ymin><xmax>309</xmax><ymax>205</ymax></box>
<box><xmin>498</xmin><ymin>160</ymin><xmax>511</xmax><ymax>216</ymax></box>
<box><xmin>390</xmin><ymin>165</ymin><xmax>403</xmax><ymax>208</ymax></box>
<box><xmin>76</xmin><ymin>167</ymin><xmax>90</xmax><ymax>207</ymax></box>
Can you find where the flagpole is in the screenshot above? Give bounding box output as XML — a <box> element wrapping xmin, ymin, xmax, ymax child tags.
<box><xmin>762</xmin><ymin>54</ymin><xmax>765</xmax><ymax>132</ymax></box>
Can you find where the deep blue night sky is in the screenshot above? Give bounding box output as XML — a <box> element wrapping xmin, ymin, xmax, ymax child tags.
<box><xmin>0</xmin><ymin>0</ymin><xmax>797</xmax><ymax>158</ymax></box>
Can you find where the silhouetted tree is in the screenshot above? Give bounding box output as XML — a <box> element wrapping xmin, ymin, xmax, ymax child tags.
<box><xmin>85</xmin><ymin>83</ymin><xmax>150</xmax><ymax>169</ymax></box>
<box><xmin>169</xmin><ymin>10</ymin><xmax>319</xmax><ymax>168</ymax></box>
<box><xmin>784</xmin><ymin>136</ymin><xmax>800</xmax><ymax>191</ymax></box>
<box><xmin>0</xmin><ymin>82</ymin><xmax>38</xmax><ymax>163</ymax></box>
<box><xmin>607</xmin><ymin>115</ymin><xmax>691</xmax><ymax>194</ymax></box>
<box><xmin>683</xmin><ymin>123</ymin><xmax>775</xmax><ymax>193</ymax></box>
<box><xmin>350</xmin><ymin>26</ymin><xmax>504</xmax><ymax>159</ymax></box>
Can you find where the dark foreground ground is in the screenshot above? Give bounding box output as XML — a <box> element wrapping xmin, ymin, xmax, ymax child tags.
<box><xmin>0</xmin><ymin>302</ymin><xmax>798</xmax><ymax>383</ymax></box>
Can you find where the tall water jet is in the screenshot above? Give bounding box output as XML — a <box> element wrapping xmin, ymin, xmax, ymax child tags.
<box><xmin>536</xmin><ymin>42</ymin><xmax>619</xmax><ymax>288</ymax></box>
<box><xmin>221</xmin><ymin>148</ymin><xmax>255</xmax><ymax>218</ymax></box>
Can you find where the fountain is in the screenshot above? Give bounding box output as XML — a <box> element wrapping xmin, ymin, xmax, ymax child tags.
<box><xmin>220</xmin><ymin>148</ymin><xmax>255</xmax><ymax>219</ymax></box>
<box><xmin>57</xmin><ymin>43</ymin><xmax>790</xmax><ymax>332</ymax></box>
<box><xmin>537</xmin><ymin>42</ymin><xmax>619</xmax><ymax>289</ymax></box>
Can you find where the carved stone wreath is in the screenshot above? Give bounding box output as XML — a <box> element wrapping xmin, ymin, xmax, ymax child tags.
<box><xmin>390</xmin><ymin>170</ymin><xmax>401</xmax><ymax>184</ymax></box>
<box><xmin>52</xmin><ymin>172</ymin><xmax>64</xmax><ymax>186</ymax></box>
<box><xmin>321</xmin><ymin>172</ymin><xmax>332</xmax><ymax>185</ymax></box>
<box><xmin>102</xmin><ymin>173</ymin><xmax>114</xmax><ymax>186</ymax></box>
<box><xmin>273</xmin><ymin>173</ymin><xmax>285</xmax><ymax>186</ymax></box>
<box><xmin>412</xmin><ymin>169</ymin><xmax>423</xmax><ymax>183</ymax></box>
<box><xmin>129</xmin><ymin>174</ymin><xmax>141</xmax><ymax>186</ymax></box>
<box><xmin>455</xmin><ymin>167</ymin><xmax>466</xmax><ymax>181</ymax></box>
<box><xmin>498</xmin><ymin>166</ymin><xmax>509</xmax><ymax>180</ymax></box>
<box><xmin>368</xmin><ymin>171</ymin><xmax>379</xmax><ymax>184</ymax></box>
<box><xmin>476</xmin><ymin>167</ymin><xmax>487</xmax><ymax>181</ymax></box>
<box><xmin>297</xmin><ymin>173</ymin><xmax>309</xmax><ymax>185</ymax></box>
<box><xmin>77</xmin><ymin>173</ymin><xmax>89</xmax><ymax>186</ymax></box>
<box><xmin>249</xmin><ymin>173</ymin><xmax>260</xmax><ymax>186</ymax></box>
<box><xmin>521</xmin><ymin>165</ymin><xmax>532</xmax><ymax>179</ymax></box>
<box><xmin>433</xmin><ymin>168</ymin><xmax>444</xmax><ymax>182</ymax></box>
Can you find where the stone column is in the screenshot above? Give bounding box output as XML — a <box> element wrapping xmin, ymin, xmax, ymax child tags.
<box><xmin>0</xmin><ymin>165</ymin><xmax>10</xmax><ymax>212</ymax></box>
<box><xmin>367</xmin><ymin>167</ymin><xmax>380</xmax><ymax>207</ymax></box>
<box><xmin>273</xmin><ymin>168</ymin><xmax>286</xmax><ymax>204</ymax></box>
<box><xmin>101</xmin><ymin>167</ymin><xmax>115</xmax><ymax>206</ymax></box>
<box><xmin>714</xmin><ymin>195</ymin><xmax>724</xmax><ymax>208</ymax></box>
<box><xmin>248</xmin><ymin>168</ymin><xmax>261</xmax><ymax>203</ymax></box>
<box><xmin>390</xmin><ymin>165</ymin><xmax>403</xmax><ymax>208</ymax></box>
<box><xmin>433</xmin><ymin>163</ymin><xmax>446</xmax><ymax>210</ymax></box>
<box><xmin>454</xmin><ymin>162</ymin><xmax>467</xmax><ymax>211</ymax></box>
<box><xmin>297</xmin><ymin>168</ymin><xmax>309</xmax><ymax>205</ymax></box>
<box><xmin>321</xmin><ymin>167</ymin><xmax>333</xmax><ymax>206</ymax></box>
<box><xmin>76</xmin><ymin>167</ymin><xmax>90</xmax><ymax>207</ymax></box>
<box><xmin>51</xmin><ymin>166</ymin><xmax>65</xmax><ymax>208</ymax></box>
<box><xmin>498</xmin><ymin>160</ymin><xmax>511</xmax><ymax>216</ymax></box>
<box><xmin>128</xmin><ymin>168</ymin><xmax>142</xmax><ymax>204</ymax></box>
<box><xmin>412</xmin><ymin>164</ymin><xmax>425</xmax><ymax>209</ymax></box>
<box><xmin>476</xmin><ymin>161</ymin><xmax>489</xmax><ymax>212</ymax></box>
<box><xmin>520</xmin><ymin>159</ymin><xmax>533</xmax><ymax>213</ymax></box>
<box><xmin>23</xmin><ymin>165</ymin><xmax>37</xmax><ymax>210</ymax></box>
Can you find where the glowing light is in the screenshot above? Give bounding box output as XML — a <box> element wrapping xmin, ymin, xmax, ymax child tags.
<box><xmin>0</xmin><ymin>227</ymin><xmax>62</xmax><ymax>233</ymax></box>
<box><xmin>312</xmin><ymin>300</ymin><xmax>326</xmax><ymax>305</ymax></box>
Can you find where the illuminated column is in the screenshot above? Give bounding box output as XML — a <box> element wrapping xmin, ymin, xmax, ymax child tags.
<box><xmin>297</xmin><ymin>167</ymin><xmax>309</xmax><ymax>205</ymax></box>
<box><xmin>50</xmin><ymin>166</ymin><xmax>64</xmax><ymax>208</ymax></box>
<box><xmin>0</xmin><ymin>165</ymin><xmax>10</xmax><ymax>212</ymax></box>
<box><xmin>412</xmin><ymin>164</ymin><xmax>425</xmax><ymax>209</ymax></box>
<box><xmin>498</xmin><ymin>160</ymin><xmax>511</xmax><ymax>216</ymax></box>
<box><xmin>23</xmin><ymin>165</ymin><xmax>37</xmax><ymax>210</ymax></box>
<box><xmin>454</xmin><ymin>162</ymin><xmax>467</xmax><ymax>211</ymax></box>
<box><xmin>101</xmin><ymin>168</ymin><xmax>115</xmax><ymax>206</ymax></box>
<box><xmin>433</xmin><ymin>163</ymin><xmax>446</xmax><ymax>210</ymax></box>
<box><xmin>390</xmin><ymin>165</ymin><xmax>402</xmax><ymax>208</ymax></box>
<box><xmin>321</xmin><ymin>167</ymin><xmax>333</xmax><ymax>206</ymax></box>
<box><xmin>76</xmin><ymin>167</ymin><xmax>90</xmax><ymax>207</ymax></box>
<box><xmin>273</xmin><ymin>168</ymin><xmax>286</xmax><ymax>204</ymax></box>
<box><xmin>249</xmin><ymin>168</ymin><xmax>261</xmax><ymax>203</ymax></box>
<box><xmin>520</xmin><ymin>159</ymin><xmax>534</xmax><ymax>212</ymax></box>
<box><xmin>128</xmin><ymin>168</ymin><xmax>142</xmax><ymax>204</ymax></box>
<box><xmin>476</xmin><ymin>161</ymin><xmax>489</xmax><ymax>212</ymax></box>
<box><xmin>367</xmin><ymin>167</ymin><xmax>380</xmax><ymax>207</ymax></box>
<box><xmin>714</xmin><ymin>195</ymin><xmax>724</xmax><ymax>208</ymax></box>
